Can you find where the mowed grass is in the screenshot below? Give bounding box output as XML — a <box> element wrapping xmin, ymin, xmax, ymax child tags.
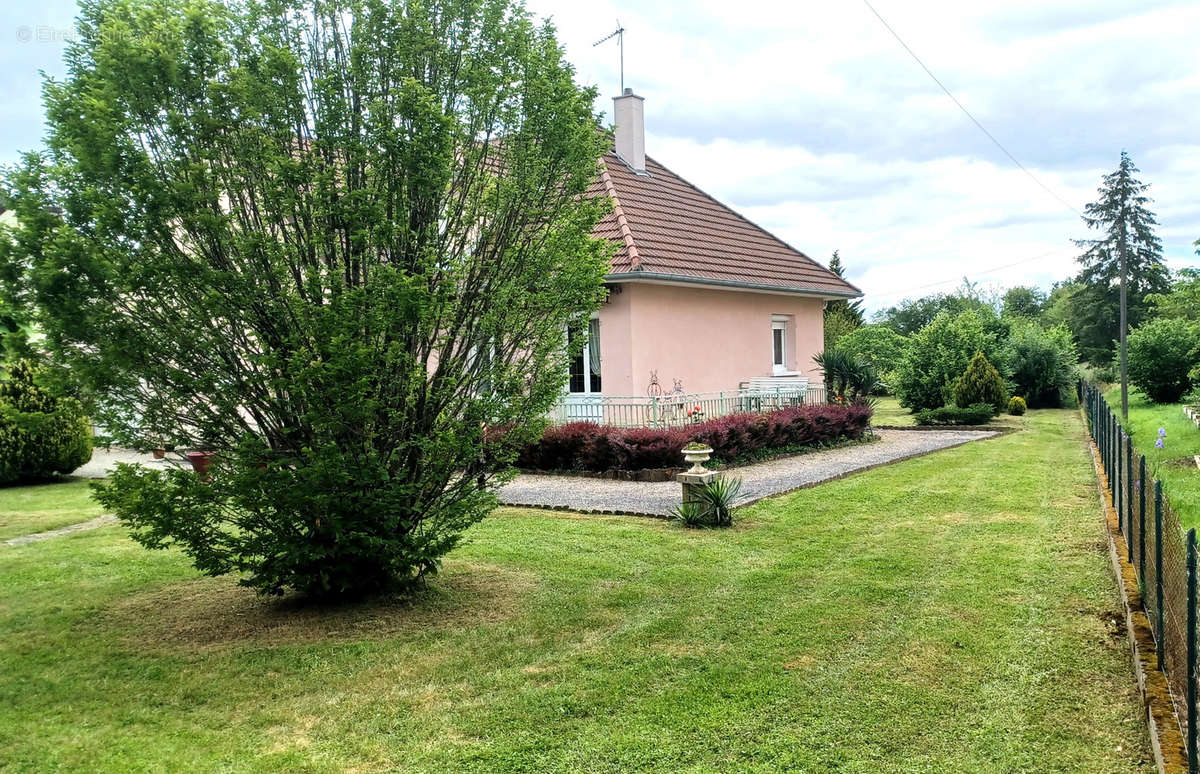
<box><xmin>1105</xmin><ymin>386</ymin><xmax>1200</xmax><ymax>529</ymax></box>
<box><xmin>871</xmin><ymin>395</ymin><xmax>916</xmax><ymax>426</ymax></box>
<box><xmin>0</xmin><ymin>410</ymin><xmax>1151</xmax><ymax>772</ymax></box>
<box><xmin>0</xmin><ymin>478</ymin><xmax>101</xmax><ymax>540</ymax></box>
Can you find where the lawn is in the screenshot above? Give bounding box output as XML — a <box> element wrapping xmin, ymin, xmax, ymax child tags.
<box><xmin>1105</xmin><ymin>386</ymin><xmax>1200</xmax><ymax>529</ymax></box>
<box><xmin>871</xmin><ymin>395</ymin><xmax>916</xmax><ymax>426</ymax></box>
<box><xmin>871</xmin><ymin>396</ymin><xmax>1025</xmax><ymax>430</ymax></box>
<box><xmin>0</xmin><ymin>478</ymin><xmax>101</xmax><ymax>540</ymax></box>
<box><xmin>0</xmin><ymin>410</ymin><xmax>1151</xmax><ymax>772</ymax></box>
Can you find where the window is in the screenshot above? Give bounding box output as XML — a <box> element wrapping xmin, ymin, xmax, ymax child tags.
<box><xmin>468</xmin><ymin>336</ymin><xmax>498</xmax><ymax>395</ymax></box>
<box><xmin>568</xmin><ymin>316</ymin><xmax>602</xmax><ymax>394</ymax></box>
<box><xmin>772</xmin><ymin>316</ymin><xmax>788</xmax><ymax>375</ymax></box>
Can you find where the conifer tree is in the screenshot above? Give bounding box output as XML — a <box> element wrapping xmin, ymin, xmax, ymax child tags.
<box><xmin>1071</xmin><ymin>151</ymin><xmax>1169</xmax><ymax>369</ymax></box>
<box><xmin>826</xmin><ymin>251</ymin><xmax>864</xmax><ymax>324</ymax></box>
<box><xmin>823</xmin><ymin>250</ymin><xmax>863</xmax><ymax>350</ymax></box>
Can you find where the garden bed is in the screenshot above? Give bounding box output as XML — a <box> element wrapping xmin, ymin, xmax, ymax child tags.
<box><xmin>517</xmin><ymin>435</ymin><xmax>881</xmax><ymax>481</ymax></box>
<box><xmin>515</xmin><ymin>404</ymin><xmax>872</xmax><ymax>474</ymax></box>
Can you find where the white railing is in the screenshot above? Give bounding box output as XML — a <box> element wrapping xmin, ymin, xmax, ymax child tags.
<box><xmin>550</xmin><ymin>385</ymin><xmax>827</xmax><ymax>428</ymax></box>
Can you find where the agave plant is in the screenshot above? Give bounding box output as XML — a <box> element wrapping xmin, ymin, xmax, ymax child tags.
<box><xmin>671</xmin><ymin>475</ymin><xmax>743</xmax><ymax>528</ymax></box>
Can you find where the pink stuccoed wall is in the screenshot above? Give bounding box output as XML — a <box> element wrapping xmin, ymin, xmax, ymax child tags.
<box><xmin>597</xmin><ymin>281</ymin><xmax>826</xmax><ymax>396</ymax></box>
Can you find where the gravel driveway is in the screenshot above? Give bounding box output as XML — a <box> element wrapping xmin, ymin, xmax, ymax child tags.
<box><xmin>71</xmin><ymin>430</ymin><xmax>998</xmax><ymax>519</ymax></box>
<box><xmin>498</xmin><ymin>429</ymin><xmax>998</xmax><ymax>517</ymax></box>
<box><xmin>71</xmin><ymin>447</ymin><xmax>176</xmax><ymax>478</ymax></box>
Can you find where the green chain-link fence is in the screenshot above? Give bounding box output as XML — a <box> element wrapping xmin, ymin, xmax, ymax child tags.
<box><xmin>1082</xmin><ymin>381</ymin><xmax>1195</xmax><ymax>770</ymax></box>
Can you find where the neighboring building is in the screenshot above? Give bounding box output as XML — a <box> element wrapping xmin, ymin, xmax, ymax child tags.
<box><xmin>563</xmin><ymin>89</ymin><xmax>860</xmax><ymax>420</ymax></box>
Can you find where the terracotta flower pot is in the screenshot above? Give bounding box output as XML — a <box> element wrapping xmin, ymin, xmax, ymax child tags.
<box><xmin>184</xmin><ymin>451</ymin><xmax>215</xmax><ymax>476</ymax></box>
<box><xmin>152</xmin><ymin>448</ymin><xmax>166</xmax><ymax>460</ymax></box>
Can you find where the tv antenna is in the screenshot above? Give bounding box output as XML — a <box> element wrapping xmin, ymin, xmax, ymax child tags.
<box><xmin>593</xmin><ymin>20</ymin><xmax>625</xmax><ymax>93</ymax></box>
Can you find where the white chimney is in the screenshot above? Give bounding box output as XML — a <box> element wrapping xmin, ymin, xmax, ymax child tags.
<box><xmin>612</xmin><ymin>88</ymin><xmax>646</xmax><ymax>174</ymax></box>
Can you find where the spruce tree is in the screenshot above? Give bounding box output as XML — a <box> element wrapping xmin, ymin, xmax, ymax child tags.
<box><xmin>823</xmin><ymin>250</ymin><xmax>863</xmax><ymax>350</ymax></box>
<box><xmin>1071</xmin><ymin>151</ymin><xmax>1168</xmax><ymax>368</ymax></box>
<box><xmin>826</xmin><ymin>251</ymin><xmax>864</xmax><ymax>325</ymax></box>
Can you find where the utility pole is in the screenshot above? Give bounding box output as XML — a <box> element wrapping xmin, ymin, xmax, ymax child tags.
<box><xmin>1119</xmin><ymin>227</ymin><xmax>1129</xmax><ymax>420</ymax></box>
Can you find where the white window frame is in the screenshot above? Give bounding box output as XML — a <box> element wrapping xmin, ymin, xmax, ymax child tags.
<box><xmin>771</xmin><ymin>316</ymin><xmax>789</xmax><ymax>375</ymax></box>
<box><xmin>567</xmin><ymin>314</ymin><xmax>602</xmax><ymax>395</ymax></box>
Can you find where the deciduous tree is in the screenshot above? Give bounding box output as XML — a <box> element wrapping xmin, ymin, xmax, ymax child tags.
<box><xmin>6</xmin><ymin>0</ymin><xmax>611</xmax><ymax>597</ymax></box>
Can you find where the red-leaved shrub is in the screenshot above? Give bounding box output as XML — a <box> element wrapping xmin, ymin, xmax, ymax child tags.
<box><xmin>519</xmin><ymin>403</ymin><xmax>873</xmax><ymax>472</ymax></box>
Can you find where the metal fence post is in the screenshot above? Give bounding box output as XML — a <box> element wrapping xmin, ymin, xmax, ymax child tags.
<box><xmin>1188</xmin><ymin>526</ymin><xmax>1198</xmax><ymax>772</ymax></box>
<box><xmin>1116</xmin><ymin>429</ymin><xmax>1123</xmax><ymax>535</ymax></box>
<box><xmin>1139</xmin><ymin>454</ymin><xmax>1147</xmax><ymax>585</ymax></box>
<box><xmin>1110</xmin><ymin>414</ymin><xmax>1116</xmax><ymax>498</ymax></box>
<box><xmin>1114</xmin><ymin>426</ymin><xmax>1122</xmax><ymax>532</ymax></box>
<box><xmin>1126</xmin><ymin>435</ymin><xmax>1134</xmax><ymax>562</ymax></box>
<box><xmin>1100</xmin><ymin>404</ymin><xmax>1106</xmax><ymax>466</ymax></box>
<box><xmin>1103</xmin><ymin>409</ymin><xmax>1110</xmax><ymax>481</ymax></box>
<box><xmin>1157</xmin><ymin>480</ymin><xmax>1165</xmax><ymax>655</ymax></box>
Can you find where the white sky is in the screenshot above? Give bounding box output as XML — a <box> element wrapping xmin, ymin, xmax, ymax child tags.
<box><xmin>3</xmin><ymin>1</ymin><xmax>1198</xmax><ymax>313</ymax></box>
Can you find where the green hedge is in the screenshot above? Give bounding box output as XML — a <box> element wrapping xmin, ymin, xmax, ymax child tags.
<box><xmin>915</xmin><ymin>403</ymin><xmax>995</xmax><ymax>426</ymax></box>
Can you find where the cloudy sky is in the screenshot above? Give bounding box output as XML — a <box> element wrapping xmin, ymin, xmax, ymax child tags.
<box><xmin>3</xmin><ymin>1</ymin><xmax>1198</xmax><ymax>314</ymax></box>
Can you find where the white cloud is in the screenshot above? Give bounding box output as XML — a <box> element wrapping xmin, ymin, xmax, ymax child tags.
<box><xmin>3</xmin><ymin>0</ymin><xmax>1197</xmax><ymax>313</ymax></box>
<box><xmin>526</xmin><ymin>0</ymin><xmax>1200</xmax><ymax>312</ymax></box>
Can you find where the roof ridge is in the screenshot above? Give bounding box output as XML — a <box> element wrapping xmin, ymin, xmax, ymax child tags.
<box><xmin>598</xmin><ymin>159</ymin><xmax>642</xmax><ymax>271</ymax></box>
<box><xmin>641</xmin><ymin>154</ymin><xmax>862</xmax><ymax>296</ymax></box>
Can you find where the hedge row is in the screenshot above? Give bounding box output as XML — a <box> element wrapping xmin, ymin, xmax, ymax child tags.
<box><xmin>516</xmin><ymin>403</ymin><xmax>873</xmax><ymax>472</ymax></box>
<box><xmin>914</xmin><ymin>403</ymin><xmax>994</xmax><ymax>426</ymax></box>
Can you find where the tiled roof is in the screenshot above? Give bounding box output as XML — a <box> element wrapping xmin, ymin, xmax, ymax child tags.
<box><xmin>593</xmin><ymin>151</ymin><xmax>860</xmax><ymax>297</ymax></box>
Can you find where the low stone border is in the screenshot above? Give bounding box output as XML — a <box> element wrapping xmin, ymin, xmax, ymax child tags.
<box><xmin>501</xmin><ymin>429</ymin><xmax>998</xmax><ymax>518</ymax></box>
<box><xmin>729</xmin><ymin>432</ymin><xmax>999</xmax><ymax>512</ymax></box>
<box><xmin>1087</xmin><ymin>433</ymin><xmax>1186</xmax><ymax>774</ymax></box>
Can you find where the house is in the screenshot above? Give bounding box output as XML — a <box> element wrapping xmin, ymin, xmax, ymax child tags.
<box><xmin>562</xmin><ymin>89</ymin><xmax>861</xmax><ymax>421</ymax></box>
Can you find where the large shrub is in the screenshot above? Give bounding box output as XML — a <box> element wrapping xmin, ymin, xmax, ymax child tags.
<box><xmin>834</xmin><ymin>325</ymin><xmax>909</xmax><ymax>394</ymax></box>
<box><xmin>893</xmin><ymin>310</ymin><xmax>1004</xmax><ymax>413</ymax></box>
<box><xmin>0</xmin><ymin>360</ymin><xmax>92</xmax><ymax>484</ymax></box>
<box><xmin>13</xmin><ymin>0</ymin><xmax>612</xmax><ymax>598</ymax></box>
<box><xmin>1002</xmin><ymin>321</ymin><xmax>1079</xmax><ymax>408</ymax></box>
<box><xmin>1126</xmin><ymin>318</ymin><xmax>1199</xmax><ymax>403</ymax></box>
<box><xmin>952</xmin><ymin>352</ymin><xmax>1008</xmax><ymax>415</ymax></box>
<box><xmin>517</xmin><ymin>404</ymin><xmax>874</xmax><ymax>472</ymax></box>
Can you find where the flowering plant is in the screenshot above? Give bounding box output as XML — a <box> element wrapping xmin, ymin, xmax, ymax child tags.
<box><xmin>1156</xmin><ymin>427</ymin><xmax>1166</xmax><ymax>450</ymax></box>
<box><xmin>686</xmin><ymin>404</ymin><xmax>705</xmax><ymax>424</ymax></box>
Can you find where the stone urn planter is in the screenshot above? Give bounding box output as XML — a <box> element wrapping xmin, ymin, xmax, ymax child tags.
<box><xmin>682</xmin><ymin>445</ymin><xmax>713</xmax><ymax>474</ymax></box>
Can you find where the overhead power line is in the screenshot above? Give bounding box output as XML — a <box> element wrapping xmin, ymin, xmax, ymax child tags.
<box><xmin>861</xmin><ymin>0</ymin><xmax>1083</xmax><ymax>219</ymax></box>
<box><xmin>868</xmin><ymin>248</ymin><xmax>1074</xmax><ymax>301</ymax></box>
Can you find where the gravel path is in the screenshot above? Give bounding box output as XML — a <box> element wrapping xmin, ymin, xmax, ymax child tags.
<box><xmin>4</xmin><ymin>515</ymin><xmax>118</xmax><ymax>547</ymax></box>
<box><xmin>498</xmin><ymin>429</ymin><xmax>998</xmax><ymax>517</ymax></box>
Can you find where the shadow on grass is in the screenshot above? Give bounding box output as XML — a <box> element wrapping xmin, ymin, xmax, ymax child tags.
<box><xmin>98</xmin><ymin>559</ymin><xmax>533</xmax><ymax>652</ymax></box>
